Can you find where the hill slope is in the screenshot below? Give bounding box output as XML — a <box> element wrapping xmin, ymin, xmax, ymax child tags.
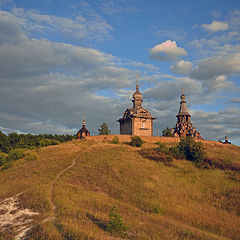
<box><xmin>0</xmin><ymin>140</ymin><xmax>240</xmax><ymax>240</ymax></box>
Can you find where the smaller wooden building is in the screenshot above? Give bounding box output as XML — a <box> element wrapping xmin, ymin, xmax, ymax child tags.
<box><xmin>77</xmin><ymin>116</ymin><xmax>90</xmax><ymax>139</ymax></box>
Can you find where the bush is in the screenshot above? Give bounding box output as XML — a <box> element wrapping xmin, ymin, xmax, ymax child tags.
<box><xmin>169</xmin><ymin>146</ymin><xmax>185</xmax><ymax>159</ymax></box>
<box><xmin>111</xmin><ymin>136</ymin><xmax>119</xmax><ymax>144</ymax></box>
<box><xmin>0</xmin><ymin>152</ymin><xmax>7</xmax><ymax>166</ymax></box>
<box><xmin>151</xmin><ymin>204</ymin><xmax>164</xmax><ymax>215</ymax></box>
<box><xmin>166</xmin><ymin>155</ymin><xmax>173</xmax><ymax>163</ymax></box>
<box><xmin>39</xmin><ymin>139</ymin><xmax>60</xmax><ymax>148</ymax></box>
<box><xmin>7</xmin><ymin>148</ymin><xmax>25</xmax><ymax>162</ymax></box>
<box><xmin>39</xmin><ymin>139</ymin><xmax>52</xmax><ymax>147</ymax></box>
<box><xmin>2</xmin><ymin>161</ymin><xmax>13</xmax><ymax>170</ymax></box>
<box><xmin>130</xmin><ymin>136</ymin><xmax>145</xmax><ymax>147</ymax></box>
<box><xmin>106</xmin><ymin>206</ymin><xmax>127</xmax><ymax>236</ymax></box>
<box><xmin>156</xmin><ymin>142</ymin><xmax>169</xmax><ymax>153</ymax></box>
<box><xmin>49</xmin><ymin>139</ymin><xmax>60</xmax><ymax>145</ymax></box>
<box><xmin>177</xmin><ymin>137</ymin><xmax>205</xmax><ymax>164</ymax></box>
<box><xmin>24</xmin><ymin>151</ymin><xmax>39</xmax><ymax>161</ymax></box>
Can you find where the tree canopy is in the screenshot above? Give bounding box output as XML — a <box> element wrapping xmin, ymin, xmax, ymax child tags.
<box><xmin>162</xmin><ymin>127</ymin><xmax>174</xmax><ymax>137</ymax></box>
<box><xmin>0</xmin><ymin>131</ymin><xmax>75</xmax><ymax>153</ymax></box>
<box><xmin>98</xmin><ymin>122</ymin><xmax>111</xmax><ymax>135</ymax></box>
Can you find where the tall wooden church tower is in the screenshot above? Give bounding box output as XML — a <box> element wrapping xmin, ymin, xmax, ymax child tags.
<box><xmin>171</xmin><ymin>89</ymin><xmax>201</xmax><ymax>138</ymax></box>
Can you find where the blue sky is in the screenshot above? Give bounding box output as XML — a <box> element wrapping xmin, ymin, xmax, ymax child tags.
<box><xmin>0</xmin><ymin>0</ymin><xmax>240</xmax><ymax>145</ymax></box>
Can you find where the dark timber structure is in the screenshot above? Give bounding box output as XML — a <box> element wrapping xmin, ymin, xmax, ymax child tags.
<box><xmin>77</xmin><ymin>114</ymin><xmax>90</xmax><ymax>139</ymax></box>
<box><xmin>171</xmin><ymin>89</ymin><xmax>201</xmax><ymax>138</ymax></box>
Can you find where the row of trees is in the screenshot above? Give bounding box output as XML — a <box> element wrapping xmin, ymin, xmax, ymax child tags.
<box><xmin>0</xmin><ymin>131</ymin><xmax>75</xmax><ymax>153</ymax></box>
<box><xmin>0</xmin><ymin>123</ymin><xmax>173</xmax><ymax>153</ymax></box>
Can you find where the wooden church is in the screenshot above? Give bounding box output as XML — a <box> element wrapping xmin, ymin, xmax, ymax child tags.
<box><xmin>118</xmin><ymin>81</ymin><xmax>155</xmax><ymax>136</ymax></box>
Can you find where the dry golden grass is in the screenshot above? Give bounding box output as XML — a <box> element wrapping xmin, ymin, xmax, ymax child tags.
<box><xmin>0</xmin><ymin>140</ymin><xmax>240</xmax><ymax>239</ymax></box>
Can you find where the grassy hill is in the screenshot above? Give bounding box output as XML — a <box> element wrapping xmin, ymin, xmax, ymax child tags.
<box><xmin>0</xmin><ymin>140</ymin><xmax>240</xmax><ymax>240</ymax></box>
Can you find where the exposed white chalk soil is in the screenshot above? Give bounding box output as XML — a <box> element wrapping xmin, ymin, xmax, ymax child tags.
<box><xmin>0</xmin><ymin>192</ymin><xmax>38</xmax><ymax>240</ymax></box>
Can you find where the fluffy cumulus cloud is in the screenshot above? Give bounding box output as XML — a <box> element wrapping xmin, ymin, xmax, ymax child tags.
<box><xmin>142</xmin><ymin>76</ymin><xmax>240</xmax><ymax>142</ymax></box>
<box><xmin>0</xmin><ymin>10</ymin><xmax>27</xmax><ymax>44</ymax></box>
<box><xmin>0</xmin><ymin>5</ymin><xmax>240</xmax><ymax>144</ymax></box>
<box><xmin>150</xmin><ymin>40</ymin><xmax>187</xmax><ymax>61</ymax></box>
<box><xmin>0</xmin><ymin>9</ymin><xmax>136</xmax><ymax>135</ymax></box>
<box><xmin>201</xmin><ymin>21</ymin><xmax>228</xmax><ymax>33</ymax></box>
<box><xmin>170</xmin><ymin>60</ymin><xmax>193</xmax><ymax>75</ymax></box>
<box><xmin>190</xmin><ymin>54</ymin><xmax>240</xmax><ymax>79</ymax></box>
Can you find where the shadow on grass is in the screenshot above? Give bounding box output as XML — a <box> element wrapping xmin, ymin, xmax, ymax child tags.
<box><xmin>86</xmin><ymin>213</ymin><xmax>107</xmax><ymax>230</ymax></box>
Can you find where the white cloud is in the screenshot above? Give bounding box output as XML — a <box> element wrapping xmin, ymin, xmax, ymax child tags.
<box><xmin>0</xmin><ymin>10</ymin><xmax>27</xmax><ymax>44</ymax></box>
<box><xmin>143</xmin><ymin>76</ymin><xmax>202</xmax><ymax>103</ymax></box>
<box><xmin>191</xmin><ymin>108</ymin><xmax>240</xmax><ymax>140</ymax></box>
<box><xmin>170</xmin><ymin>60</ymin><xmax>193</xmax><ymax>75</ymax></box>
<box><xmin>201</xmin><ymin>21</ymin><xmax>228</xmax><ymax>33</ymax></box>
<box><xmin>230</xmin><ymin>98</ymin><xmax>240</xmax><ymax>103</ymax></box>
<box><xmin>150</xmin><ymin>40</ymin><xmax>187</xmax><ymax>61</ymax></box>
<box><xmin>4</xmin><ymin>7</ymin><xmax>113</xmax><ymax>42</ymax></box>
<box><xmin>0</xmin><ymin>5</ymin><xmax>239</xmax><ymax>144</ymax></box>
<box><xmin>0</xmin><ymin>11</ymin><xmax>139</xmax><ymax>135</ymax></box>
<box><xmin>190</xmin><ymin>54</ymin><xmax>240</xmax><ymax>79</ymax></box>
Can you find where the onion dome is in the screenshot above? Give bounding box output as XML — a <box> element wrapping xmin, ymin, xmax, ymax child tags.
<box><xmin>132</xmin><ymin>80</ymin><xmax>142</xmax><ymax>99</ymax></box>
<box><xmin>132</xmin><ymin>80</ymin><xmax>143</xmax><ymax>109</ymax></box>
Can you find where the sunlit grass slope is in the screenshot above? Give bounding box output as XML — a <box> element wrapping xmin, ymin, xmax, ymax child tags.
<box><xmin>0</xmin><ymin>140</ymin><xmax>240</xmax><ymax>240</ymax></box>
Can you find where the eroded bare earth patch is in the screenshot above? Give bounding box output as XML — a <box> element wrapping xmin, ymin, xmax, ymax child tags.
<box><xmin>0</xmin><ymin>193</ymin><xmax>38</xmax><ymax>240</ymax></box>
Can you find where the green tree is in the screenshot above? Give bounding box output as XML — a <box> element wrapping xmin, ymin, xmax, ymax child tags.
<box><xmin>0</xmin><ymin>131</ymin><xmax>10</xmax><ymax>153</ymax></box>
<box><xmin>98</xmin><ymin>122</ymin><xmax>111</xmax><ymax>135</ymax></box>
<box><xmin>106</xmin><ymin>206</ymin><xmax>127</xmax><ymax>236</ymax></box>
<box><xmin>162</xmin><ymin>127</ymin><xmax>174</xmax><ymax>137</ymax></box>
<box><xmin>8</xmin><ymin>132</ymin><xmax>20</xmax><ymax>148</ymax></box>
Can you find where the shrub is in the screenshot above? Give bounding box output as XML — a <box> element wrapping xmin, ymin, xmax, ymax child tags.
<box><xmin>169</xmin><ymin>146</ymin><xmax>185</xmax><ymax>159</ymax></box>
<box><xmin>166</xmin><ymin>155</ymin><xmax>173</xmax><ymax>163</ymax></box>
<box><xmin>50</xmin><ymin>139</ymin><xmax>60</xmax><ymax>145</ymax></box>
<box><xmin>151</xmin><ymin>204</ymin><xmax>164</xmax><ymax>215</ymax></box>
<box><xmin>177</xmin><ymin>137</ymin><xmax>205</xmax><ymax>164</ymax></box>
<box><xmin>0</xmin><ymin>151</ymin><xmax>7</xmax><ymax>166</ymax></box>
<box><xmin>39</xmin><ymin>139</ymin><xmax>52</xmax><ymax>147</ymax></box>
<box><xmin>1</xmin><ymin>148</ymin><xmax>25</xmax><ymax>169</ymax></box>
<box><xmin>156</xmin><ymin>142</ymin><xmax>169</xmax><ymax>153</ymax></box>
<box><xmin>130</xmin><ymin>136</ymin><xmax>145</xmax><ymax>147</ymax></box>
<box><xmin>39</xmin><ymin>139</ymin><xmax>60</xmax><ymax>148</ymax></box>
<box><xmin>106</xmin><ymin>206</ymin><xmax>127</xmax><ymax>236</ymax></box>
<box><xmin>7</xmin><ymin>148</ymin><xmax>25</xmax><ymax>162</ymax></box>
<box><xmin>111</xmin><ymin>136</ymin><xmax>119</xmax><ymax>144</ymax></box>
<box><xmin>2</xmin><ymin>161</ymin><xmax>13</xmax><ymax>170</ymax></box>
<box><xmin>24</xmin><ymin>151</ymin><xmax>39</xmax><ymax>161</ymax></box>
